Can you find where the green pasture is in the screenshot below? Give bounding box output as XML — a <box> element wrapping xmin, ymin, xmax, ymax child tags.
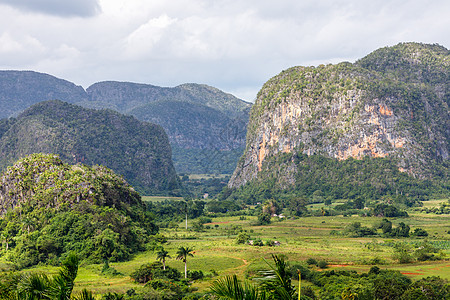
<box><xmin>141</xmin><ymin>196</ymin><xmax>184</xmax><ymax>202</ymax></box>
<box><xmin>8</xmin><ymin>206</ymin><xmax>450</xmax><ymax>295</ymax></box>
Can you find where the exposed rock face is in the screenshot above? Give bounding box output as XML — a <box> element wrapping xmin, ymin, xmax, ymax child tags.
<box><xmin>229</xmin><ymin>43</ymin><xmax>449</xmax><ymax>189</ymax></box>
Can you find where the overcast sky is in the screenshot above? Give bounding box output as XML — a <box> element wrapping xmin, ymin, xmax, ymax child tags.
<box><xmin>0</xmin><ymin>0</ymin><xmax>448</xmax><ymax>102</ymax></box>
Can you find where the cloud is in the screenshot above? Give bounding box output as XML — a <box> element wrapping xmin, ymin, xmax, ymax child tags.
<box><xmin>0</xmin><ymin>0</ymin><xmax>448</xmax><ymax>101</ymax></box>
<box><xmin>0</xmin><ymin>0</ymin><xmax>100</xmax><ymax>17</ymax></box>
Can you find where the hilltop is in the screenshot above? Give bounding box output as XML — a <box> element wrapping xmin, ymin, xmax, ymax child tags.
<box><xmin>227</xmin><ymin>42</ymin><xmax>449</xmax><ymax>202</ymax></box>
<box><xmin>0</xmin><ymin>153</ymin><xmax>157</xmax><ymax>268</ymax></box>
<box><xmin>0</xmin><ymin>73</ymin><xmax>251</xmax><ymax>174</ymax></box>
<box><xmin>0</xmin><ymin>100</ymin><xmax>180</xmax><ymax>195</ymax></box>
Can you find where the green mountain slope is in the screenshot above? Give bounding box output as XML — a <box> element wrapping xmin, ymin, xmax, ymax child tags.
<box><xmin>0</xmin><ymin>72</ymin><xmax>251</xmax><ymax>175</ymax></box>
<box><xmin>84</xmin><ymin>81</ymin><xmax>251</xmax><ymax>174</ymax></box>
<box><xmin>0</xmin><ymin>100</ymin><xmax>180</xmax><ymax>195</ymax></box>
<box><xmin>0</xmin><ymin>153</ymin><xmax>157</xmax><ymax>268</ymax></box>
<box><xmin>227</xmin><ymin>42</ymin><xmax>449</xmax><ymax>202</ymax></box>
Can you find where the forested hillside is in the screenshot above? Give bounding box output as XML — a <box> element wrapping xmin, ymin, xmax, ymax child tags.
<box><xmin>228</xmin><ymin>42</ymin><xmax>449</xmax><ymax>202</ymax></box>
<box><xmin>0</xmin><ymin>154</ymin><xmax>158</xmax><ymax>268</ymax></box>
<box><xmin>0</xmin><ymin>100</ymin><xmax>180</xmax><ymax>195</ymax></box>
<box><xmin>0</xmin><ymin>72</ymin><xmax>251</xmax><ymax>175</ymax></box>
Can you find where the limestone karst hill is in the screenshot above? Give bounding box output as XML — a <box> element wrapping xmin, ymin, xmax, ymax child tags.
<box><xmin>227</xmin><ymin>43</ymin><xmax>449</xmax><ymax>202</ymax></box>
<box><xmin>0</xmin><ymin>100</ymin><xmax>180</xmax><ymax>195</ymax></box>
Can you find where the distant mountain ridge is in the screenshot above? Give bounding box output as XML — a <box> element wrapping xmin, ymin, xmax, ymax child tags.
<box><xmin>0</xmin><ymin>72</ymin><xmax>251</xmax><ymax>174</ymax></box>
<box><xmin>0</xmin><ymin>100</ymin><xmax>180</xmax><ymax>195</ymax></box>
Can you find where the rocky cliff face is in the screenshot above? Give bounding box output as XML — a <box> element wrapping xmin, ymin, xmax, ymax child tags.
<box><xmin>229</xmin><ymin>43</ymin><xmax>449</xmax><ymax>189</ymax></box>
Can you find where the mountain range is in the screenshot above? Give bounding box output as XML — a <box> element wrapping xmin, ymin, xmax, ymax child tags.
<box><xmin>0</xmin><ymin>72</ymin><xmax>251</xmax><ymax>174</ymax></box>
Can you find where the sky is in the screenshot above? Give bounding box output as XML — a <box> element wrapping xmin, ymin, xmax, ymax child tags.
<box><xmin>0</xmin><ymin>0</ymin><xmax>448</xmax><ymax>102</ymax></box>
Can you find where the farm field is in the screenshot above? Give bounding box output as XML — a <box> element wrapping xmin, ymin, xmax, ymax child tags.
<box><xmin>9</xmin><ymin>204</ymin><xmax>448</xmax><ymax>295</ymax></box>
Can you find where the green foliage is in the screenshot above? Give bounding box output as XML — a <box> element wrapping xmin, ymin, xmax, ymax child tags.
<box><xmin>392</xmin><ymin>242</ymin><xmax>414</xmax><ymax>264</ymax></box>
<box><xmin>225</xmin><ymin>153</ymin><xmax>446</xmax><ymax>204</ymax></box>
<box><xmin>210</xmin><ymin>275</ymin><xmax>267</xmax><ymax>300</ymax></box>
<box><xmin>0</xmin><ymin>154</ymin><xmax>157</xmax><ymax>268</ymax></box>
<box><xmin>235</xmin><ymin>232</ymin><xmax>250</xmax><ymax>244</ymax></box>
<box><xmin>257</xmin><ymin>213</ymin><xmax>271</xmax><ymax>225</ymax></box>
<box><xmin>130</xmin><ymin>262</ymin><xmax>164</xmax><ymax>284</ymax></box>
<box><xmin>0</xmin><ymin>252</ymin><xmax>86</xmax><ymax>299</ymax></box>
<box><xmin>0</xmin><ymin>100</ymin><xmax>180</xmax><ymax>195</ymax></box>
<box><xmin>231</xmin><ymin>42</ymin><xmax>449</xmax><ymax>204</ymax></box>
<box><xmin>344</xmin><ymin>222</ymin><xmax>376</xmax><ymax>237</ymax></box>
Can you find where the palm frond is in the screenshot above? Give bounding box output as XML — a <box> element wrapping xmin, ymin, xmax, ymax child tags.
<box><xmin>210</xmin><ymin>275</ymin><xmax>266</xmax><ymax>300</ymax></box>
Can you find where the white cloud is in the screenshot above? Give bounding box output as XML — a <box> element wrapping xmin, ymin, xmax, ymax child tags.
<box><xmin>0</xmin><ymin>0</ymin><xmax>448</xmax><ymax>101</ymax></box>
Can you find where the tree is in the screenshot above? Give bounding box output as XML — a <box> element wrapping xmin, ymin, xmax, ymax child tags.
<box><xmin>393</xmin><ymin>242</ymin><xmax>413</xmax><ymax>264</ymax></box>
<box><xmin>176</xmin><ymin>246</ymin><xmax>194</xmax><ymax>279</ymax></box>
<box><xmin>9</xmin><ymin>252</ymin><xmax>82</xmax><ymax>299</ymax></box>
<box><xmin>156</xmin><ymin>248</ymin><xmax>171</xmax><ymax>270</ymax></box>
<box><xmin>210</xmin><ymin>275</ymin><xmax>267</xmax><ymax>300</ymax></box>
<box><xmin>257</xmin><ymin>212</ymin><xmax>271</xmax><ymax>225</ymax></box>
<box><xmin>258</xmin><ymin>255</ymin><xmax>296</xmax><ymax>299</ymax></box>
<box><xmin>209</xmin><ymin>255</ymin><xmax>294</xmax><ymax>300</ymax></box>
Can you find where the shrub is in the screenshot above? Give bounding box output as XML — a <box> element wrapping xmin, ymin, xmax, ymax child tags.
<box><xmin>187</xmin><ymin>270</ymin><xmax>204</xmax><ymax>280</ymax></box>
<box><xmin>306</xmin><ymin>258</ymin><xmax>318</xmax><ymax>266</ymax></box>
<box><xmin>131</xmin><ymin>262</ymin><xmax>163</xmax><ymax>283</ymax></box>
<box><xmin>412</xmin><ymin>228</ymin><xmax>428</xmax><ymax>237</ymax></box>
<box><xmin>317</xmin><ymin>260</ymin><xmax>328</xmax><ymax>269</ymax></box>
<box><xmin>235</xmin><ymin>232</ymin><xmax>250</xmax><ymax>244</ymax></box>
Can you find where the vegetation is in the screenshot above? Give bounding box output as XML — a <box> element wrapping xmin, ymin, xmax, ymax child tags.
<box><xmin>0</xmin><ymin>154</ymin><xmax>157</xmax><ymax>268</ymax></box>
<box><xmin>223</xmin><ymin>153</ymin><xmax>448</xmax><ymax>204</ymax></box>
<box><xmin>230</xmin><ymin>42</ymin><xmax>449</xmax><ymax>203</ymax></box>
<box><xmin>0</xmin><ymin>100</ymin><xmax>180</xmax><ymax>195</ymax></box>
<box><xmin>176</xmin><ymin>247</ymin><xmax>194</xmax><ymax>279</ymax></box>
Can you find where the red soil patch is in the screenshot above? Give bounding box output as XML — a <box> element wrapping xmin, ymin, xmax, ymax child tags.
<box><xmin>401</xmin><ymin>272</ymin><xmax>424</xmax><ymax>275</ymax></box>
<box><xmin>329</xmin><ymin>264</ymin><xmax>350</xmax><ymax>267</ymax></box>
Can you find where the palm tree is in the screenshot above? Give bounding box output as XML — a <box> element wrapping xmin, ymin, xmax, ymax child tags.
<box><xmin>16</xmin><ymin>272</ymin><xmax>51</xmax><ymax>299</ymax></box>
<box><xmin>11</xmin><ymin>252</ymin><xmax>82</xmax><ymax>300</ymax></box>
<box><xmin>72</xmin><ymin>289</ymin><xmax>96</xmax><ymax>300</ymax></box>
<box><xmin>210</xmin><ymin>275</ymin><xmax>267</xmax><ymax>300</ymax></box>
<box><xmin>210</xmin><ymin>255</ymin><xmax>295</xmax><ymax>300</ymax></box>
<box><xmin>48</xmin><ymin>252</ymin><xmax>79</xmax><ymax>299</ymax></box>
<box><xmin>176</xmin><ymin>246</ymin><xmax>194</xmax><ymax>279</ymax></box>
<box><xmin>156</xmin><ymin>248</ymin><xmax>171</xmax><ymax>270</ymax></box>
<box><xmin>258</xmin><ymin>254</ymin><xmax>296</xmax><ymax>299</ymax></box>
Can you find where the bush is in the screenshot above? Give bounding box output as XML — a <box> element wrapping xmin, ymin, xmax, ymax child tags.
<box><xmin>392</xmin><ymin>242</ymin><xmax>414</xmax><ymax>264</ymax></box>
<box><xmin>265</xmin><ymin>240</ymin><xmax>275</xmax><ymax>247</ymax></box>
<box><xmin>235</xmin><ymin>232</ymin><xmax>250</xmax><ymax>244</ymax></box>
<box><xmin>317</xmin><ymin>260</ymin><xmax>328</xmax><ymax>269</ymax></box>
<box><xmin>187</xmin><ymin>270</ymin><xmax>204</xmax><ymax>280</ymax></box>
<box><xmin>306</xmin><ymin>258</ymin><xmax>318</xmax><ymax>266</ymax></box>
<box><xmin>130</xmin><ymin>262</ymin><xmax>163</xmax><ymax>283</ymax></box>
<box><xmin>412</xmin><ymin>228</ymin><xmax>428</xmax><ymax>237</ymax></box>
<box><xmin>257</xmin><ymin>212</ymin><xmax>271</xmax><ymax>225</ymax></box>
<box><xmin>252</xmin><ymin>239</ymin><xmax>264</xmax><ymax>246</ymax></box>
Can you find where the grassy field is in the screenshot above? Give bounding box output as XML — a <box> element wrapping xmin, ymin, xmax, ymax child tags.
<box><xmin>6</xmin><ymin>201</ymin><xmax>450</xmax><ymax>295</ymax></box>
<box><xmin>141</xmin><ymin>196</ymin><xmax>184</xmax><ymax>202</ymax></box>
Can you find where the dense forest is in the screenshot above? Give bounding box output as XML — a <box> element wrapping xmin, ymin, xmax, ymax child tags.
<box><xmin>0</xmin><ymin>154</ymin><xmax>157</xmax><ymax>268</ymax></box>
<box><xmin>0</xmin><ymin>100</ymin><xmax>181</xmax><ymax>195</ymax></box>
